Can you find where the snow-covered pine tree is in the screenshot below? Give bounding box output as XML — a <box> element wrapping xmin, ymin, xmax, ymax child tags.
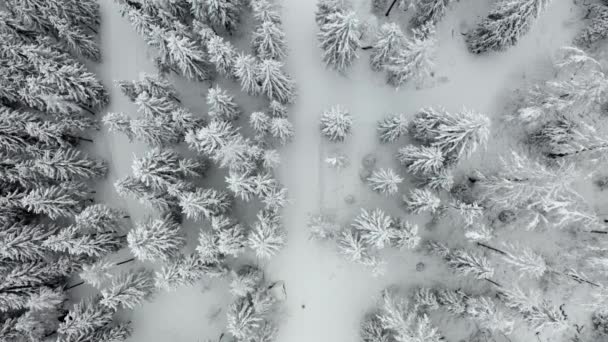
<box><xmin>207</xmin><ymin>35</ymin><xmax>237</xmax><ymax>77</ymax></box>
<box><xmin>127</xmin><ymin>214</ymin><xmax>185</xmax><ymax>262</ymax></box>
<box><xmin>367</xmin><ymin>168</ymin><xmax>403</xmax><ymax>195</ymax></box>
<box><xmin>252</xmin><ymin>0</ymin><xmax>282</xmax><ymax>24</ymax></box>
<box><xmin>370</xmin><ymin>23</ymin><xmax>405</xmax><ymax>72</ymax></box>
<box><xmin>100</xmin><ymin>269</ymin><xmax>155</xmax><ymax>311</ymax></box>
<box><xmin>115</xmin><ymin>175</ymin><xmax>174</xmax><ymax>210</ymax></box>
<box><xmin>269</xmin><ymin>117</ymin><xmax>295</xmax><ymax>145</ymax></box>
<box><xmin>498</xmin><ymin>285</ymin><xmax>568</xmax><ymax>331</ymax></box>
<box><xmin>186</xmin><ymin>119</ymin><xmax>239</xmax><ymax>156</ymax></box>
<box><xmin>390</xmin><ymin>219</ymin><xmax>421</xmax><ymax>250</ymax></box>
<box><xmin>315</xmin><ymin>0</ymin><xmax>347</xmax><ymax>26</ymax></box>
<box><xmin>250</xmin><ymin>111</ymin><xmax>271</xmax><ymax>136</ymax></box>
<box><xmin>20</xmin><ymin>182</ymin><xmax>89</xmax><ymax>219</ymax></box>
<box><xmin>410</xmin><ymin>0</ymin><xmax>453</xmax><ymax>27</ymax></box>
<box><xmin>164</xmin><ymin>29</ymin><xmax>214</xmax><ymax>81</ymax></box>
<box><xmin>117</xmin><ymin>73</ymin><xmax>180</xmax><ymax>103</ymax></box>
<box><xmin>58</xmin><ymin>297</ymin><xmax>113</xmax><ymax>339</ymax></box>
<box><xmin>429</xmin><ymin>243</ymin><xmax>495</xmax><ymax>282</ymax></box>
<box><xmin>230</xmin><ymin>265</ymin><xmax>263</xmax><ymax>297</ymax></box>
<box><xmin>256</xmin><ymin>59</ymin><xmax>296</xmax><ymax>104</ymax></box>
<box><xmin>134</xmin><ymin>91</ymin><xmax>179</xmax><ymax>119</ymax></box>
<box><xmin>574</xmin><ymin>4</ymin><xmax>608</xmax><ymax>48</ymax></box>
<box><xmin>217</xmin><ymin>222</ymin><xmax>248</xmax><ymax>258</ymax></box>
<box><xmin>500</xmin><ymin>243</ymin><xmax>548</xmax><ymax>279</ymax></box>
<box><xmin>79</xmin><ymin>259</ymin><xmax>116</xmax><ymax>289</ymax></box>
<box><xmin>318</xmin><ymin>10</ymin><xmax>361</xmax><ymax>73</ymax></box>
<box><xmin>21</xmin><ymin>148</ymin><xmax>107</xmax><ymax>181</ymax></box>
<box><xmin>466</xmin><ymin>0</ymin><xmax>551</xmax><ymax>54</ymax></box>
<box><xmin>410</xmin><ymin>107</ymin><xmax>490</xmax><ymax>163</ymax></box>
<box><xmin>252</xmin><ymin>20</ymin><xmax>287</xmax><ymax>60</ymax></box>
<box><xmin>386</xmin><ymin>23</ymin><xmax>436</xmax><ymax>88</ymax></box>
<box><xmin>352</xmin><ymin>208</ymin><xmax>394</xmax><ymax>249</ymax></box>
<box><xmin>43</xmin><ymin>225</ymin><xmax>125</xmax><ymax>258</ymax></box>
<box><xmin>248</xmin><ymin>210</ymin><xmax>285</xmax><ymax>259</ymax></box>
<box><xmin>179</xmin><ymin>188</ymin><xmax>233</xmax><ymax>221</ymax></box>
<box><xmin>156</xmin><ymin>253</ymin><xmax>225</xmax><ymax>291</ymax></box>
<box><xmin>207</xmin><ymin>86</ymin><xmax>242</xmax><ymax>121</ymax></box>
<box><xmin>377</xmin><ymin>113</ymin><xmax>408</xmax><ymax>143</ymax></box>
<box><xmin>374</xmin><ymin>290</ymin><xmax>444</xmax><ymax>342</ymax></box>
<box><xmin>0</xmin><ymin>222</ymin><xmax>59</xmax><ymax>261</ymax></box>
<box><xmin>104</xmin><ymin>113</ymin><xmax>181</xmax><ymax>146</ymax></box>
<box><xmin>227</xmin><ymin>296</ymin><xmax>263</xmax><ymax>340</ymax></box>
<box><xmin>191</xmin><ymin>0</ymin><xmax>243</xmax><ymax>34</ymax></box>
<box><xmin>403</xmin><ymin>188</ymin><xmax>441</xmax><ymax>214</ymax></box>
<box><xmin>320</xmin><ymin>105</ymin><xmax>353</xmax><ymax>142</ymax></box>
<box><xmin>397</xmin><ymin>145</ymin><xmax>444</xmax><ymax>175</ymax></box>
<box><xmin>132</xmin><ymin>148</ymin><xmax>206</xmax><ymax>194</ymax></box>
<box><xmin>48</xmin><ymin>15</ymin><xmax>101</xmax><ymax>61</ymax></box>
<box><xmin>269</xmin><ymin>100</ymin><xmax>288</xmax><ymax>118</ymax></box>
<box><xmin>529</xmin><ymin>119</ymin><xmax>608</xmax><ymax>160</ymax></box>
<box><xmin>234</xmin><ymin>53</ymin><xmax>261</xmax><ymax>95</ymax></box>
<box><xmin>75</xmin><ymin>204</ymin><xmax>128</xmax><ymax>233</ymax></box>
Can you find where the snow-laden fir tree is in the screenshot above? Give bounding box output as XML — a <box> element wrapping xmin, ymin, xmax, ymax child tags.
<box><xmin>0</xmin><ymin>222</ymin><xmax>62</xmax><ymax>261</ymax></box>
<box><xmin>58</xmin><ymin>297</ymin><xmax>113</xmax><ymax>339</ymax></box>
<box><xmin>261</xmin><ymin>185</ymin><xmax>289</xmax><ymax>211</ymax></box>
<box><xmin>352</xmin><ymin>208</ymin><xmax>394</xmax><ymax>249</ymax></box>
<box><xmin>372</xmin><ymin>289</ymin><xmax>444</xmax><ymax>342</ymax></box>
<box><xmin>103</xmin><ymin>112</ymin><xmax>179</xmax><ymax>147</ymax></box>
<box><xmin>386</xmin><ymin>23</ymin><xmax>436</xmax><ymax>88</ymax></box>
<box><xmin>410</xmin><ymin>0</ymin><xmax>453</xmax><ymax>27</ymax></box>
<box><xmin>370</xmin><ymin>23</ymin><xmax>405</xmax><ymax>72</ymax></box>
<box><xmin>574</xmin><ymin>4</ymin><xmax>608</xmax><ymax>48</ymax></box>
<box><xmin>498</xmin><ymin>285</ymin><xmax>568</xmax><ymax>331</ymax></box>
<box><xmin>403</xmin><ymin>188</ymin><xmax>441</xmax><ymax>214</ymax></box>
<box><xmin>48</xmin><ymin>15</ymin><xmax>101</xmax><ymax>61</ymax></box>
<box><xmin>186</xmin><ymin>119</ymin><xmax>240</xmax><ymax>156</ymax></box>
<box><xmin>227</xmin><ymin>296</ymin><xmax>263</xmax><ymax>339</ymax></box>
<box><xmin>367</xmin><ymin>168</ymin><xmax>403</xmax><ymax>196</ymax></box>
<box><xmin>100</xmin><ymin>269</ymin><xmax>154</xmax><ymax>311</ymax></box>
<box><xmin>466</xmin><ymin>0</ymin><xmax>552</xmax><ymax>54</ymax></box>
<box><xmin>117</xmin><ymin>73</ymin><xmax>180</xmax><ymax>103</ymax></box>
<box><xmin>252</xmin><ymin>20</ymin><xmax>287</xmax><ymax>60</ymax></box>
<box><xmin>529</xmin><ymin>118</ymin><xmax>608</xmax><ymax>160</ymax></box>
<box><xmin>179</xmin><ymin>188</ymin><xmax>233</xmax><ymax>221</ymax></box>
<box><xmin>43</xmin><ymin>225</ymin><xmax>125</xmax><ymax>258</ymax></box>
<box><xmin>207</xmin><ymin>35</ymin><xmax>237</xmax><ymax>77</ymax></box>
<box><xmin>19</xmin><ymin>181</ymin><xmax>89</xmax><ymax>219</ymax></box>
<box><xmin>132</xmin><ymin>148</ymin><xmax>206</xmax><ymax>193</ymax></box>
<box><xmin>248</xmin><ymin>210</ymin><xmax>285</xmax><ymax>259</ymax></box>
<box><xmin>156</xmin><ymin>253</ymin><xmax>225</xmax><ymax>291</ymax></box>
<box><xmin>318</xmin><ymin>10</ymin><xmax>361</xmax><ymax>73</ymax></box>
<box><xmin>500</xmin><ymin>242</ymin><xmax>548</xmax><ymax>279</ymax></box>
<box><xmin>377</xmin><ymin>113</ymin><xmax>408</xmax><ymax>143</ymax></box>
<box><xmin>315</xmin><ymin>0</ymin><xmax>347</xmax><ymax>26</ymax></box>
<box><xmin>269</xmin><ymin>117</ymin><xmax>295</xmax><ymax>145</ymax></box>
<box><xmin>190</xmin><ymin>0</ymin><xmax>243</xmax><ymax>34</ymax></box>
<box><xmin>428</xmin><ymin>242</ymin><xmax>495</xmax><ymax>282</ymax></box>
<box><xmin>217</xmin><ymin>222</ymin><xmax>248</xmax><ymax>258</ymax></box>
<box><xmin>256</xmin><ymin>59</ymin><xmax>296</xmax><ymax>104</ymax></box>
<box><xmin>337</xmin><ymin>229</ymin><xmax>386</xmax><ymax>275</ymax></box>
<box><xmin>234</xmin><ymin>53</ymin><xmax>261</xmax><ymax>95</ymax></box>
<box><xmin>250</xmin><ymin>111</ymin><xmax>271</xmax><ymax>136</ymax></box>
<box><xmin>134</xmin><ymin>91</ymin><xmax>179</xmax><ymax>118</ymax></box>
<box><xmin>127</xmin><ymin>214</ymin><xmax>185</xmax><ymax>262</ymax></box>
<box><xmin>269</xmin><ymin>100</ymin><xmax>288</xmax><ymax>118</ymax></box>
<box><xmin>397</xmin><ymin>145</ymin><xmax>444</xmax><ymax>175</ymax></box>
<box><xmin>252</xmin><ymin>0</ymin><xmax>282</xmax><ymax>24</ymax></box>
<box><xmin>391</xmin><ymin>219</ymin><xmax>421</xmax><ymax>250</ymax></box>
<box><xmin>79</xmin><ymin>259</ymin><xmax>116</xmax><ymax>289</ymax></box>
<box><xmin>410</xmin><ymin>107</ymin><xmax>490</xmax><ymax>162</ymax></box>
<box><xmin>320</xmin><ymin>105</ymin><xmax>353</xmax><ymax>142</ymax></box>
<box><xmin>230</xmin><ymin>265</ymin><xmax>263</xmax><ymax>298</ymax></box>
<box><xmin>114</xmin><ymin>175</ymin><xmax>174</xmax><ymax>210</ymax></box>
<box><xmin>21</xmin><ymin>148</ymin><xmax>107</xmax><ymax>182</ymax></box>
<box><xmin>207</xmin><ymin>86</ymin><xmax>242</xmax><ymax>121</ymax></box>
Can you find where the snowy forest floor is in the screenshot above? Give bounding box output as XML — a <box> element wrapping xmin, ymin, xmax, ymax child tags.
<box><xmin>82</xmin><ymin>0</ymin><xmax>602</xmax><ymax>341</ymax></box>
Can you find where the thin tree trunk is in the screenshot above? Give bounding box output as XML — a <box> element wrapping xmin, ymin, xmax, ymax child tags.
<box><xmin>590</xmin><ymin>230</ymin><xmax>608</xmax><ymax>234</ymax></box>
<box><xmin>361</xmin><ymin>46</ymin><xmax>373</xmax><ymax>50</ymax></box>
<box><xmin>77</xmin><ymin>136</ymin><xmax>94</xmax><ymax>143</ymax></box>
<box><xmin>484</xmin><ymin>278</ymin><xmax>502</xmax><ymax>287</ymax></box>
<box><xmin>548</xmin><ymin>143</ymin><xmax>608</xmax><ymax>159</ymax></box>
<box><xmin>123</xmin><ymin>215</ymin><xmax>131</xmax><ymax>219</ymax></box>
<box><xmin>66</xmin><ymin>280</ymin><xmax>85</xmax><ymax>290</ymax></box>
<box><xmin>385</xmin><ymin>0</ymin><xmax>399</xmax><ymax>16</ymax></box>
<box><xmin>81</xmin><ymin>107</ymin><xmax>96</xmax><ymax>116</ymax></box>
<box><xmin>115</xmin><ymin>257</ymin><xmax>136</xmax><ymax>266</ymax></box>
<box><xmin>476</xmin><ymin>242</ymin><xmax>507</xmax><ymax>255</ymax></box>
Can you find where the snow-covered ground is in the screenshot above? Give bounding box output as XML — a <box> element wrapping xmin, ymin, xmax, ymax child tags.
<box><xmin>90</xmin><ymin>0</ymin><xmax>588</xmax><ymax>341</ymax></box>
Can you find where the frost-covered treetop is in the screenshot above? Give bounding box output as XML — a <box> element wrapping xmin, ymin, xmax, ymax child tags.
<box><xmin>320</xmin><ymin>105</ymin><xmax>353</xmax><ymax>142</ymax></box>
<box><xmin>317</xmin><ymin>9</ymin><xmax>361</xmax><ymax>73</ymax></box>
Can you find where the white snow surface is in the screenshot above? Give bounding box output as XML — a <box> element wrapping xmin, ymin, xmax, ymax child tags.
<box><xmin>85</xmin><ymin>0</ymin><xmax>595</xmax><ymax>341</ymax></box>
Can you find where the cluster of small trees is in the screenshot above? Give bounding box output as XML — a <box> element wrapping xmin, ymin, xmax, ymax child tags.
<box><xmin>226</xmin><ymin>265</ymin><xmax>284</xmax><ymax>342</ymax></box>
<box><xmin>316</xmin><ymin>0</ymin><xmax>436</xmax><ymax>87</ymax></box>
<box><xmin>308</xmin><ymin>208</ymin><xmax>420</xmax><ymax>275</ymax></box>
<box><xmin>117</xmin><ymin>0</ymin><xmax>296</xmax><ymax>104</ymax></box>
